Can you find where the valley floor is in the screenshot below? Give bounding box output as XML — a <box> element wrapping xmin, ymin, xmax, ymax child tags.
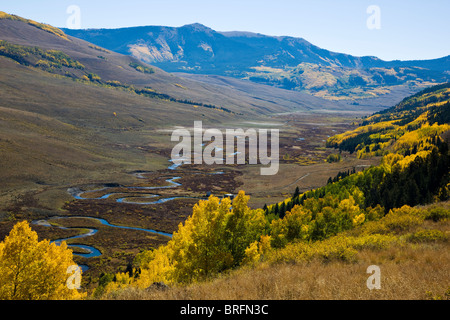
<box><xmin>1</xmin><ymin>112</ymin><xmax>367</xmax><ymax>277</ymax></box>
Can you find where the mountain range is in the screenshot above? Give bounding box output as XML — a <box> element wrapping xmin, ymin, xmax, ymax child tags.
<box><xmin>63</xmin><ymin>23</ymin><xmax>450</xmax><ymax>100</ymax></box>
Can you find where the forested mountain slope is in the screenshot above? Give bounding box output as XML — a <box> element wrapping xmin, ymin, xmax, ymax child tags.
<box><xmin>269</xmin><ymin>82</ymin><xmax>450</xmax><ymax>220</ymax></box>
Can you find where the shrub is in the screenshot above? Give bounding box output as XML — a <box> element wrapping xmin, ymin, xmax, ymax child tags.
<box><xmin>314</xmin><ymin>238</ymin><xmax>358</xmax><ymax>262</ymax></box>
<box><xmin>364</xmin><ymin>205</ymin><xmax>384</xmax><ymax>221</ymax></box>
<box><xmin>356</xmin><ymin>220</ymin><xmax>389</xmax><ymax>235</ymax></box>
<box><xmin>424</xmin><ymin>207</ymin><xmax>450</xmax><ymax>222</ymax></box>
<box><xmin>129</xmin><ymin>62</ymin><xmax>154</xmax><ymax>74</ymax></box>
<box><xmin>88</xmin><ymin>73</ymin><xmax>101</xmax><ymax>81</ymax></box>
<box><xmin>35</xmin><ymin>59</ymin><xmax>52</xmax><ymax>69</ymax></box>
<box><xmin>348</xmin><ymin>234</ymin><xmax>398</xmax><ymax>250</ymax></box>
<box><xmin>242</xmin><ymin>241</ymin><xmax>260</xmax><ymax>267</ymax></box>
<box><xmin>382</xmin><ymin>205</ymin><xmax>424</xmax><ymax>232</ymax></box>
<box><xmin>106</xmin><ymin>80</ymin><xmax>122</xmax><ymax>87</ymax></box>
<box><xmin>407</xmin><ymin>229</ymin><xmax>448</xmax><ymax>243</ymax></box>
<box><xmin>383</xmin><ymin>214</ymin><xmax>423</xmax><ymax>232</ymax></box>
<box><xmin>267</xmin><ymin>234</ymin><xmax>397</xmax><ymax>264</ymax></box>
<box><xmin>326</xmin><ymin>153</ymin><xmax>341</xmax><ymax>163</ymax></box>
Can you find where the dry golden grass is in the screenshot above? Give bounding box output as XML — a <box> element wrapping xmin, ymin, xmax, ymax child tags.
<box><xmin>103</xmin><ymin>242</ymin><xmax>449</xmax><ymax>300</ymax></box>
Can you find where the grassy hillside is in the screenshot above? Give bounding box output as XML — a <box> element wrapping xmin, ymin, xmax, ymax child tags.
<box><xmin>101</xmin><ymin>201</ymin><xmax>450</xmax><ymax>300</ymax></box>
<box><xmin>244</xmin><ymin>62</ymin><xmax>443</xmax><ymax>101</ymax></box>
<box><xmin>0</xmin><ymin>11</ymin><xmax>68</xmax><ymax>40</ymax></box>
<box><xmin>0</xmin><ymin>54</ymin><xmax>237</xmax><ymax>209</ymax></box>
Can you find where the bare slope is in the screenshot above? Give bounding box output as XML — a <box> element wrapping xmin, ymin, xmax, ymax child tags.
<box><xmin>0</xmin><ymin>55</ymin><xmax>235</xmax><ymax>207</ymax></box>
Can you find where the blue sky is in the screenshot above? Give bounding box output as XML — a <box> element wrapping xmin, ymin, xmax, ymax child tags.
<box><xmin>2</xmin><ymin>0</ymin><xmax>449</xmax><ymax>61</ymax></box>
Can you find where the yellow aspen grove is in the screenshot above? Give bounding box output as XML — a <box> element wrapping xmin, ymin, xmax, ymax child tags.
<box><xmin>134</xmin><ymin>191</ymin><xmax>267</xmax><ymax>287</ymax></box>
<box><xmin>0</xmin><ymin>221</ymin><xmax>85</xmax><ymax>300</ymax></box>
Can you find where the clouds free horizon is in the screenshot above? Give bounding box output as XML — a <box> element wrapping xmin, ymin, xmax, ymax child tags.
<box><xmin>2</xmin><ymin>0</ymin><xmax>449</xmax><ymax>61</ymax></box>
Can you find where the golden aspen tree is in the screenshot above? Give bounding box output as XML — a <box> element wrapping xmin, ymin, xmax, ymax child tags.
<box><xmin>135</xmin><ymin>191</ymin><xmax>267</xmax><ymax>287</ymax></box>
<box><xmin>170</xmin><ymin>195</ymin><xmax>234</xmax><ymax>283</ymax></box>
<box><xmin>225</xmin><ymin>191</ymin><xmax>267</xmax><ymax>266</ymax></box>
<box><xmin>242</xmin><ymin>241</ymin><xmax>260</xmax><ymax>267</ymax></box>
<box><xmin>0</xmin><ymin>221</ymin><xmax>85</xmax><ymax>300</ymax></box>
<box><xmin>136</xmin><ymin>243</ymin><xmax>176</xmax><ymax>288</ymax></box>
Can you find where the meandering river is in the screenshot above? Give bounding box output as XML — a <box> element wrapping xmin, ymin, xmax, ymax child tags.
<box><xmin>67</xmin><ymin>176</ymin><xmax>185</xmax><ymax>204</ymax></box>
<box><xmin>34</xmin><ymin>159</ymin><xmax>224</xmax><ymax>270</ymax></box>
